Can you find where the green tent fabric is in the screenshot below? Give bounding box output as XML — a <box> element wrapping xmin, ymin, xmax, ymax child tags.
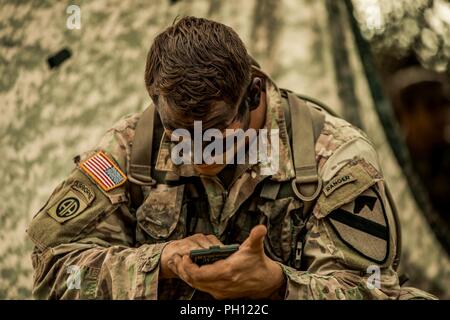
<box><xmin>0</xmin><ymin>0</ymin><xmax>448</xmax><ymax>299</ymax></box>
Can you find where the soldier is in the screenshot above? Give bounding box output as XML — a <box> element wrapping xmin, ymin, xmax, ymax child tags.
<box><xmin>27</xmin><ymin>16</ymin><xmax>436</xmax><ymax>300</ymax></box>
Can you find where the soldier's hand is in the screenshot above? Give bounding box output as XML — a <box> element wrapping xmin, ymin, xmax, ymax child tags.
<box><xmin>160</xmin><ymin>233</ymin><xmax>223</xmax><ymax>279</ymax></box>
<box><xmin>170</xmin><ymin>225</ymin><xmax>286</xmax><ymax>299</ymax></box>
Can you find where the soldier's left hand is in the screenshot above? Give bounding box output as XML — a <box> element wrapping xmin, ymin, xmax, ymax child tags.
<box><xmin>168</xmin><ymin>225</ymin><xmax>286</xmax><ymax>299</ymax></box>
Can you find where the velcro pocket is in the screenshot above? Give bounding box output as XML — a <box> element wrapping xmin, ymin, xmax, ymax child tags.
<box><xmin>136</xmin><ymin>184</ymin><xmax>185</xmax><ymax>240</ymax></box>
<box><xmin>258</xmin><ymin>197</ymin><xmax>303</xmax><ymax>263</ymax></box>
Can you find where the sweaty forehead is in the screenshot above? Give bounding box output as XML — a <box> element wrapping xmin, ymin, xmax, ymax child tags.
<box><xmin>157</xmin><ymin>96</ymin><xmax>239</xmax><ymax>133</ymax></box>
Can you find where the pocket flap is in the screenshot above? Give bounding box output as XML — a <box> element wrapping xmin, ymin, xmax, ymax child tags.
<box><xmin>137</xmin><ymin>184</ymin><xmax>185</xmax><ymax>240</ymax></box>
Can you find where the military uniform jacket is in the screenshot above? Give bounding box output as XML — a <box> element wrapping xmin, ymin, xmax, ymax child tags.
<box><xmin>27</xmin><ymin>76</ymin><xmax>435</xmax><ymax>300</ymax></box>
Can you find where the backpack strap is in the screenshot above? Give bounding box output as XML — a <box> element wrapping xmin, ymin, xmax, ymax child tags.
<box><xmin>386</xmin><ymin>184</ymin><xmax>402</xmax><ymax>271</ymax></box>
<box><xmin>128</xmin><ymin>104</ymin><xmax>160</xmax><ymax>210</ymax></box>
<box><xmin>282</xmin><ymin>90</ymin><xmax>402</xmax><ymax>271</ymax></box>
<box><xmin>261</xmin><ymin>90</ymin><xmax>325</xmax><ymax>211</ymax></box>
<box><xmin>287</xmin><ymin>92</ymin><xmax>325</xmax><ymax>214</ymax></box>
<box><xmin>262</xmin><ymin>90</ymin><xmax>326</xmax><ymax>269</ymax></box>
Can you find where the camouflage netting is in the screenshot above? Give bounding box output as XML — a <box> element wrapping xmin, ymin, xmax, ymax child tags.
<box><xmin>1</xmin><ymin>0</ymin><xmax>449</xmax><ymax>299</ymax></box>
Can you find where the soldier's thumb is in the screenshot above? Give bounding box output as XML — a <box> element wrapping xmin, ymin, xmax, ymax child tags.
<box><xmin>242</xmin><ymin>225</ymin><xmax>267</xmax><ymax>253</ymax></box>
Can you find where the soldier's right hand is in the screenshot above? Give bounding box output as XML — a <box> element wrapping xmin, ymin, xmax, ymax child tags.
<box><xmin>160</xmin><ymin>233</ymin><xmax>223</xmax><ymax>279</ymax></box>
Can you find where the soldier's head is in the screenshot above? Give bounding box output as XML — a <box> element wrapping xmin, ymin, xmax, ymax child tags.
<box><xmin>145</xmin><ymin>16</ymin><xmax>265</xmax><ymax>174</ymax></box>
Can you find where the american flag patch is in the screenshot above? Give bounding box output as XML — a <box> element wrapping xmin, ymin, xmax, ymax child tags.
<box><xmin>80</xmin><ymin>151</ymin><xmax>127</xmax><ymax>192</ymax></box>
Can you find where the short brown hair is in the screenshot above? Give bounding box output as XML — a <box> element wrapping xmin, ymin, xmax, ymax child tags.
<box><xmin>145</xmin><ymin>16</ymin><xmax>252</xmax><ymax>131</ymax></box>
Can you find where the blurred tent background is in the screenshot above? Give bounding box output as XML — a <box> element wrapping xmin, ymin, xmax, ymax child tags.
<box><xmin>0</xmin><ymin>0</ymin><xmax>449</xmax><ymax>299</ymax></box>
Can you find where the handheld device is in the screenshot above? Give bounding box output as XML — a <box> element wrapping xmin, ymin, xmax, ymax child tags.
<box><xmin>189</xmin><ymin>244</ymin><xmax>240</xmax><ymax>266</ymax></box>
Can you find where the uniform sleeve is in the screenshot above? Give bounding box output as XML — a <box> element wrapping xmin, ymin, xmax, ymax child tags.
<box><xmin>278</xmin><ymin>180</ymin><xmax>401</xmax><ymax>300</ymax></box>
<box><xmin>277</xmin><ymin>138</ymin><xmax>436</xmax><ymax>300</ymax></box>
<box><xmin>27</xmin><ymin>127</ymin><xmax>168</xmax><ymax>300</ymax></box>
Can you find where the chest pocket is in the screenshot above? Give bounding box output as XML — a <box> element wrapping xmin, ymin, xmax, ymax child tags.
<box><xmin>257</xmin><ymin>195</ymin><xmax>305</xmax><ymax>265</ymax></box>
<box><xmin>136</xmin><ymin>184</ymin><xmax>186</xmax><ymax>243</ymax></box>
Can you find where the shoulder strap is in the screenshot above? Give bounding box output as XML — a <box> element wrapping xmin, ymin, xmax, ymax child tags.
<box><xmin>283</xmin><ymin>90</ymin><xmax>401</xmax><ymax>270</ymax></box>
<box><xmin>128</xmin><ymin>104</ymin><xmax>162</xmax><ymax>209</ymax></box>
<box><xmin>129</xmin><ymin>105</ymin><xmax>156</xmax><ymax>185</ymax></box>
<box><xmin>286</xmin><ymin>92</ymin><xmax>325</xmax><ymax>214</ymax></box>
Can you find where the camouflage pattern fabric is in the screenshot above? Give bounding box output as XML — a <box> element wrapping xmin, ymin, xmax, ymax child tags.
<box><xmin>1</xmin><ymin>0</ymin><xmax>448</xmax><ymax>299</ymax></box>
<box><xmin>27</xmin><ymin>76</ymin><xmax>436</xmax><ymax>299</ymax></box>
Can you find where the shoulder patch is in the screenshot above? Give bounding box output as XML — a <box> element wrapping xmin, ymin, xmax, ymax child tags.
<box><xmin>323</xmin><ymin>173</ymin><xmax>356</xmax><ymax>196</ymax></box>
<box><xmin>327</xmin><ymin>187</ymin><xmax>389</xmax><ymax>263</ymax></box>
<box><xmin>79</xmin><ymin>151</ymin><xmax>127</xmax><ymax>192</ymax></box>
<box><xmin>315</xmin><ymin>159</ymin><xmax>382</xmax><ymax>219</ymax></box>
<box><xmin>47</xmin><ymin>180</ymin><xmax>96</xmax><ymax>223</ymax></box>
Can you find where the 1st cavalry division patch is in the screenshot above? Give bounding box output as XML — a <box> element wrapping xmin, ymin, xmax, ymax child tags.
<box><xmin>327</xmin><ymin>187</ymin><xmax>389</xmax><ymax>263</ymax></box>
<box><xmin>80</xmin><ymin>151</ymin><xmax>127</xmax><ymax>192</ymax></box>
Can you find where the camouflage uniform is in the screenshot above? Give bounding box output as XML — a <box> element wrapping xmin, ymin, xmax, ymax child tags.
<box><xmin>27</xmin><ymin>76</ymin><xmax>436</xmax><ymax>300</ymax></box>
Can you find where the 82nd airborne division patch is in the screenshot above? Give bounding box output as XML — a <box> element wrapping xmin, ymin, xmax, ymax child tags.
<box><xmin>47</xmin><ymin>180</ymin><xmax>96</xmax><ymax>223</ymax></box>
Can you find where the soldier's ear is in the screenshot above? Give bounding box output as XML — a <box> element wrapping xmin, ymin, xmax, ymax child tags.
<box><xmin>247</xmin><ymin>77</ymin><xmax>264</xmax><ymax>111</ymax></box>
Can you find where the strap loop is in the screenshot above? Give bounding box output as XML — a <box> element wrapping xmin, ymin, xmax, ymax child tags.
<box><xmin>287</xmin><ymin>92</ymin><xmax>324</xmax><ymax>207</ymax></box>
<box><xmin>291</xmin><ymin>177</ymin><xmax>323</xmax><ymax>202</ymax></box>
